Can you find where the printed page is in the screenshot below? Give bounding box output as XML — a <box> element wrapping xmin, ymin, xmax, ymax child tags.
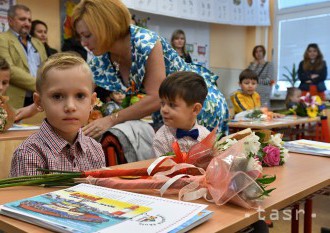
<box><xmin>1</xmin><ymin>184</ymin><xmax>208</xmax><ymax>233</ymax></box>
<box><xmin>284</xmin><ymin>140</ymin><xmax>330</xmax><ymax>157</ymax></box>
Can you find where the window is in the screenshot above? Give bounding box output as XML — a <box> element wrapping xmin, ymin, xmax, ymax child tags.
<box><xmin>274</xmin><ymin>0</ymin><xmax>330</xmax><ymax>92</ymax></box>
<box><xmin>278</xmin><ymin>0</ymin><xmax>329</xmax><ymax>10</ymax></box>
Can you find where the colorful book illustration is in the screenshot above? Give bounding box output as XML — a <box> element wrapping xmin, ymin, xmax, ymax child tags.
<box><xmin>284</xmin><ymin>139</ymin><xmax>330</xmax><ymax>157</ymax></box>
<box><xmin>169</xmin><ymin>210</ymin><xmax>213</xmax><ymax>233</ymax></box>
<box><xmin>8</xmin><ymin>123</ymin><xmax>40</xmax><ymax>131</ymax></box>
<box><xmin>0</xmin><ymin>184</ymin><xmax>210</xmax><ymax>233</ymax></box>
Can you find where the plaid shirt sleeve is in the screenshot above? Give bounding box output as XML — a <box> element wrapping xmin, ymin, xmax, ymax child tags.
<box><xmin>10</xmin><ymin>147</ymin><xmax>47</xmax><ymax>177</ymax></box>
<box><xmin>152</xmin><ymin>126</ymin><xmax>173</xmax><ymax>157</ymax></box>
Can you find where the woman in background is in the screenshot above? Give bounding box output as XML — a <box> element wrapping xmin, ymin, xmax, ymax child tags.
<box><xmin>171</xmin><ymin>29</ymin><xmax>192</xmax><ymax>63</ymax></box>
<box><xmin>298</xmin><ymin>43</ymin><xmax>327</xmax><ymax>100</ymax></box>
<box><xmin>248</xmin><ymin>45</ymin><xmax>274</xmax><ymax>108</ymax></box>
<box><xmin>31</xmin><ymin>20</ymin><xmax>57</xmax><ymax>57</ymax></box>
<box><xmin>72</xmin><ymin>0</ymin><xmax>228</xmax><ymax>138</ymax></box>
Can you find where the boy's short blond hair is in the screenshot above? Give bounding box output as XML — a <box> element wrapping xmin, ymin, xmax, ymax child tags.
<box><xmin>72</xmin><ymin>0</ymin><xmax>131</xmax><ymax>51</ymax></box>
<box><xmin>36</xmin><ymin>52</ymin><xmax>93</xmax><ymax>93</ymax></box>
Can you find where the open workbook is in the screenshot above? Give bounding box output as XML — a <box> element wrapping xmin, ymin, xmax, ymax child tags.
<box><xmin>0</xmin><ymin>183</ymin><xmax>212</xmax><ymax>233</ymax></box>
<box><xmin>284</xmin><ymin>139</ymin><xmax>330</xmax><ymax>157</ymax></box>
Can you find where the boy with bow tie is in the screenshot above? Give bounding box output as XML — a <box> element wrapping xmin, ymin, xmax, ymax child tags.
<box><xmin>152</xmin><ymin>71</ymin><xmax>210</xmax><ymax>157</ymax></box>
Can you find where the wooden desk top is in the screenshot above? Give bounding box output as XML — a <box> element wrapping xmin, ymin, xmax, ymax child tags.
<box><xmin>228</xmin><ymin>117</ymin><xmax>320</xmax><ymax>129</ymax></box>
<box><xmin>0</xmin><ymin>153</ymin><xmax>329</xmax><ymax>233</ymax></box>
<box><xmin>0</xmin><ymin>130</ymin><xmax>37</xmax><ymax>141</ymax></box>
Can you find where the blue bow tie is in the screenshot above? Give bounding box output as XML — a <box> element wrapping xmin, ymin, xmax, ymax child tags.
<box><xmin>176</xmin><ymin>128</ymin><xmax>199</xmax><ymax>140</ymax></box>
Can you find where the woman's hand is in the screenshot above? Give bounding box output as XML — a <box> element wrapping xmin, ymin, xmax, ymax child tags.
<box><xmin>311</xmin><ymin>74</ymin><xmax>319</xmax><ymax>79</ymax></box>
<box><xmin>83</xmin><ymin>115</ymin><xmax>114</xmax><ymax>139</ymax></box>
<box><xmin>15</xmin><ymin>104</ymin><xmax>39</xmax><ymax>122</ymax></box>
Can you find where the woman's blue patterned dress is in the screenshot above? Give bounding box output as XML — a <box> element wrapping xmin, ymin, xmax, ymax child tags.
<box><xmin>89</xmin><ymin>25</ymin><xmax>229</xmax><ymax>134</ymax></box>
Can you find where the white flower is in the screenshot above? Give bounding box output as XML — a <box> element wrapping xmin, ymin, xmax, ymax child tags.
<box><xmin>244</xmin><ymin>132</ymin><xmax>261</xmax><ymax>155</ymax></box>
<box><xmin>281</xmin><ymin>148</ymin><xmax>289</xmax><ymax>162</ymax></box>
<box><xmin>269</xmin><ymin>134</ymin><xmax>283</xmax><ymax>147</ymax></box>
<box><xmin>260</xmin><ymin>114</ymin><xmax>268</xmax><ymax>120</ymax></box>
<box><xmin>246</xmin><ymin>157</ymin><xmax>262</xmax><ymax>174</ymax></box>
<box><xmin>222</xmin><ymin>138</ymin><xmax>238</xmax><ymax>150</ymax></box>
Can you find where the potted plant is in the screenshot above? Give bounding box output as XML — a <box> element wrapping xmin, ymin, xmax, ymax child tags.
<box><xmin>283</xmin><ymin>63</ymin><xmax>299</xmax><ymax>87</ymax></box>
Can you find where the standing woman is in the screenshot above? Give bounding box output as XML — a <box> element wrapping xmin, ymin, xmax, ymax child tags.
<box><xmin>72</xmin><ymin>0</ymin><xmax>229</xmax><ymax>139</ymax></box>
<box><xmin>248</xmin><ymin>45</ymin><xmax>274</xmax><ymax>108</ymax></box>
<box><xmin>171</xmin><ymin>29</ymin><xmax>192</xmax><ymax>63</ymax></box>
<box><xmin>298</xmin><ymin>43</ymin><xmax>327</xmax><ymax>100</ymax></box>
<box><xmin>31</xmin><ymin>20</ymin><xmax>57</xmax><ymax>57</ymax></box>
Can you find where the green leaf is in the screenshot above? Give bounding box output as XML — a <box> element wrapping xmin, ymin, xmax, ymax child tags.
<box><xmin>160</xmin><ymin>151</ymin><xmax>175</xmax><ymax>157</ymax></box>
<box><xmin>255</xmin><ymin>132</ymin><xmax>265</xmax><ymax>141</ymax></box>
<box><xmin>257</xmin><ymin>175</ymin><xmax>276</xmax><ymax>184</ymax></box>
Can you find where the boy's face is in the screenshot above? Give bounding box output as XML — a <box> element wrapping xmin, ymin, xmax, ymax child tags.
<box><xmin>110</xmin><ymin>91</ymin><xmax>126</xmax><ymax>105</ymax></box>
<box><xmin>239</xmin><ymin>79</ymin><xmax>258</xmax><ymax>95</ymax></box>
<box><xmin>160</xmin><ymin>96</ymin><xmax>201</xmax><ymax>131</ymax></box>
<box><xmin>34</xmin><ymin>66</ymin><xmax>96</xmax><ymax>143</ymax></box>
<box><xmin>0</xmin><ymin>70</ymin><xmax>10</xmax><ymax>95</ymax></box>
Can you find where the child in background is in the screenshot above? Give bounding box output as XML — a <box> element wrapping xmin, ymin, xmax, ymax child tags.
<box><xmin>10</xmin><ymin>53</ymin><xmax>105</xmax><ymax>177</ymax></box>
<box><xmin>152</xmin><ymin>71</ymin><xmax>210</xmax><ymax>157</ymax></box>
<box><xmin>104</xmin><ymin>91</ymin><xmax>125</xmax><ymax>116</ymax></box>
<box><xmin>231</xmin><ymin>69</ymin><xmax>261</xmax><ymax>114</ymax></box>
<box><xmin>285</xmin><ymin>88</ymin><xmax>302</xmax><ymax>109</ymax></box>
<box><xmin>0</xmin><ymin>58</ymin><xmax>15</xmax><ymax>132</ymax></box>
<box><xmin>0</xmin><ymin>58</ymin><xmax>10</xmax><ymax>96</ymax></box>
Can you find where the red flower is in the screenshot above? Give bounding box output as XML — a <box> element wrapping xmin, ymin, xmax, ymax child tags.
<box><xmin>262</xmin><ymin>145</ymin><xmax>281</xmax><ymax>166</ymax></box>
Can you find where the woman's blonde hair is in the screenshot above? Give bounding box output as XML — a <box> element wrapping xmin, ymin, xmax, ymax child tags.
<box><xmin>171</xmin><ymin>29</ymin><xmax>188</xmax><ymax>55</ymax></box>
<box><xmin>72</xmin><ymin>0</ymin><xmax>131</xmax><ymax>51</ymax></box>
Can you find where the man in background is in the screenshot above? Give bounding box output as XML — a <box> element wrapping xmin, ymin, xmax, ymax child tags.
<box><xmin>0</xmin><ymin>4</ymin><xmax>47</xmax><ymax>108</ymax></box>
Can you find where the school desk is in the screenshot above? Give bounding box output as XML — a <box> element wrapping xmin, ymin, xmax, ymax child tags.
<box><xmin>229</xmin><ymin>117</ymin><xmax>320</xmax><ymax>140</ymax></box>
<box><xmin>0</xmin><ymin>130</ymin><xmax>37</xmax><ymax>179</ymax></box>
<box><xmin>0</xmin><ymin>153</ymin><xmax>329</xmax><ymax>233</ymax></box>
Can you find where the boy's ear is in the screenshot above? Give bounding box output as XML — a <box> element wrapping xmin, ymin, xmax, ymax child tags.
<box><xmin>90</xmin><ymin>92</ymin><xmax>97</xmax><ymax>111</ymax></box>
<box><xmin>192</xmin><ymin>103</ymin><xmax>202</xmax><ymax>116</ymax></box>
<box><xmin>33</xmin><ymin>92</ymin><xmax>44</xmax><ymax>112</ymax></box>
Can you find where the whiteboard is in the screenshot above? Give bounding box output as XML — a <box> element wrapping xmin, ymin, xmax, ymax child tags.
<box><xmin>277</xmin><ymin>13</ymin><xmax>330</xmax><ymax>83</ymax></box>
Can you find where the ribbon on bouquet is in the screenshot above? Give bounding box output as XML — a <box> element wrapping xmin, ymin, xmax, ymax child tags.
<box><xmin>147</xmin><ymin>127</ymin><xmax>218</xmax><ymax>176</ymax></box>
<box><xmin>88</xmin><ymin>137</ymin><xmax>264</xmax><ymax>209</ymax></box>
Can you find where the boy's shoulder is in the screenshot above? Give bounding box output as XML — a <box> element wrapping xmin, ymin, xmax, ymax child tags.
<box><xmin>230</xmin><ymin>89</ymin><xmax>242</xmax><ymax>97</ymax></box>
<box><xmin>155</xmin><ymin>124</ymin><xmax>175</xmax><ymax>137</ymax></box>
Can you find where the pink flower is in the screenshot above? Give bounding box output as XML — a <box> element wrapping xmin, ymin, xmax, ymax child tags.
<box><xmin>262</xmin><ymin>145</ymin><xmax>281</xmax><ymax>166</ymax></box>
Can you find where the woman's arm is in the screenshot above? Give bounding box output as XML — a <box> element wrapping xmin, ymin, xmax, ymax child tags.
<box><xmin>15</xmin><ymin>103</ymin><xmax>39</xmax><ymax>122</ymax></box>
<box><xmin>83</xmin><ymin>41</ymin><xmax>166</xmax><ymax>138</ymax></box>
<box><xmin>312</xmin><ymin>61</ymin><xmax>328</xmax><ymax>84</ymax></box>
<box><xmin>298</xmin><ymin>61</ymin><xmax>312</xmax><ymax>83</ymax></box>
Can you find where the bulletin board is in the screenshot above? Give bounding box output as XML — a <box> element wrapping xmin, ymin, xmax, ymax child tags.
<box><xmin>131</xmin><ymin>10</ymin><xmax>210</xmax><ymax>67</ymax></box>
<box><xmin>0</xmin><ymin>0</ymin><xmax>16</xmax><ymax>32</ymax></box>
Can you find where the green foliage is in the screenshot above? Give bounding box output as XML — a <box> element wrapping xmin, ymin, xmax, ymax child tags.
<box><xmin>283</xmin><ymin>64</ymin><xmax>299</xmax><ymax>87</ymax></box>
<box><xmin>245</xmin><ymin>110</ymin><xmax>263</xmax><ymax>119</ymax></box>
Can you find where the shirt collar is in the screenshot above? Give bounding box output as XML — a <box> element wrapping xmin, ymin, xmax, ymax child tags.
<box><xmin>39</xmin><ymin>120</ymin><xmax>88</xmax><ymax>153</ymax></box>
<box><xmin>10</xmin><ymin>29</ymin><xmax>32</xmax><ymax>41</ymax></box>
<box><xmin>168</xmin><ymin>121</ymin><xmax>199</xmax><ymax>135</ymax></box>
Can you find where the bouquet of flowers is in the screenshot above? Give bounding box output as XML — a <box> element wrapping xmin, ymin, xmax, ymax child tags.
<box><xmin>0</xmin><ymin>128</ymin><xmax>277</xmax><ymax>209</ymax></box>
<box><xmin>215</xmin><ymin>129</ymin><xmax>288</xmax><ymax>167</ymax></box>
<box><xmin>234</xmin><ymin>108</ymin><xmax>277</xmax><ymax>121</ymax></box>
<box><xmin>287</xmin><ymin>93</ymin><xmax>325</xmax><ymax>118</ymax></box>
<box><xmin>88</xmin><ymin>98</ymin><xmax>104</xmax><ymax>123</ymax></box>
<box><xmin>0</xmin><ymin>95</ymin><xmax>15</xmax><ymax>132</ymax></box>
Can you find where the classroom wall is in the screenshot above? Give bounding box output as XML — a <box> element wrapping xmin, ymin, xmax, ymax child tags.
<box><xmin>210</xmin><ymin>0</ymin><xmax>275</xmax><ymax>101</ymax></box>
<box><xmin>18</xmin><ymin>0</ymin><xmax>61</xmax><ymax>51</ymax></box>
<box><xmin>19</xmin><ymin>0</ymin><xmax>275</xmax><ymax>103</ymax></box>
